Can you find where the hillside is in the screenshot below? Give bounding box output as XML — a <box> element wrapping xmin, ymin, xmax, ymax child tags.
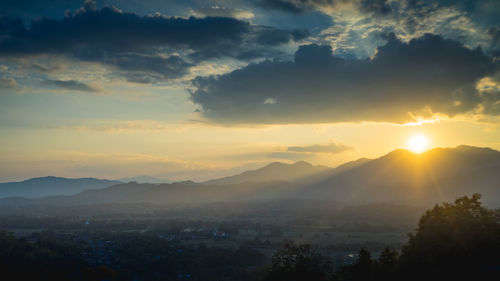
<box><xmin>204</xmin><ymin>161</ymin><xmax>331</xmax><ymax>185</ymax></box>
<box><xmin>118</xmin><ymin>175</ymin><xmax>172</xmax><ymax>184</ymax></box>
<box><xmin>0</xmin><ymin>176</ymin><xmax>121</xmax><ymax>198</ymax></box>
<box><xmin>297</xmin><ymin>145</ymin><xmax>500</xmax><ymax>205</ymax></box>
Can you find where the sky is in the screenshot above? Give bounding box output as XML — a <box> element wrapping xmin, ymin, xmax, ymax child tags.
<box><xmin>1</xmin><ymin>0</ymin><xmax>500</xmax><ymax>182</ymax></box>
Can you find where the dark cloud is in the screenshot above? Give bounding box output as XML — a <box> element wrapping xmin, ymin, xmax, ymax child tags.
<box><xmin>0</xmin><ymin>0</ymin><xmax>84</xmax><ymax>21</ymax></box>
<box><xmin>80</xmin><ymin>52</ymin><xmax>194</xmax><ymax>83</ymax></box>
<box><xmin>446</xmin><ymin>0</ymin><xmax>500</xmax><ymax>26</ymax></box>
<box><xmin>358</xmin><ymin>0</ymin><xmax>392</xmax><ymax>15</ymax></box>
<box><xmin>489</xmin><ymin>27</ymin><xmax>500</xmax><ymax>41</ymax></box>
<box><xmin>0</xmin><ymin>1</ymin><xmax>308</xmax><ymax>82</ymax></box>
<box><xmin>288</xmin><ymin>142</ymin><xmax>353</xmax><ymax>153</ymax></box>
<box><xmin>190</xmin><ymin>6</ymin><xmax>254</xmax><ymax>20</ymax></box>
<box><xmin>0</xmin><ymin>5</ymin><xmax>249</xmax><ymax>62</ymax></box>
<box><xmin>255</xmin><ymin>26</ymin><xmax>309</xmax><ymax>45</ymax></box>
<box><xmin>42</xmin><ymin>79</ymin><xmax>99</xmax><ymax>92</ymax></box>
<box><xmin>190</xmin><ymin>34</ymin><xmax>498</xmax><ymax>124</ymax></box>
<box><xmin>488</xmin><ymin>27</ymin><xmax>500</xmax><ymax>56</ymax></box>
<box><xmin>258</xmin><ymin>0</ymin><xmax>320</xmax><ymax>14</ymax></box>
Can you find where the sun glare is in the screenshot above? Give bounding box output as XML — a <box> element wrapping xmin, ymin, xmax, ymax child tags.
<box><xmin>407</xmin><ymin>134</ymin><xmax>429</xmax><ymax>153</ymax></box>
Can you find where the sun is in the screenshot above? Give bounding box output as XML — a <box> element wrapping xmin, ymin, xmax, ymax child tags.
<box><xmin>407</xmin><ymin>134</ymin><xmax>429</xmax><ymax>153</ymax></box>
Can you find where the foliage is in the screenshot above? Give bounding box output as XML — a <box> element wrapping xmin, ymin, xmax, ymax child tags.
<box><xmin>265</xmin><ymin>241</ymin><xmax>333</xmax><ymax>281</ymax></box>
<box><xmin>0</xmin><ymin>230</ymin><xmax>114</xmax><ymax>281</ymax></box>
<box><xmin>266</xmin><ymin>194</ymin><xmax>500</xmax><ymax>281</ymax></box>
<box><xmin>399</xmin><ymin>193</ymin><xmax>500</xmax><ymax>280</ymax></box>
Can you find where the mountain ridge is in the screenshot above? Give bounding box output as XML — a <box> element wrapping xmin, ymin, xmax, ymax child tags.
<box><xmin>118</xmin><ymin>175</ymin><xmax>172</xmax><ymax>184</ymax></box>
<box><xmin>1</xmin><ymin>145</ymin><xmax>499</xmax><ymax>207</ymax></box>
<box><xmin>204</xmin><ymin>160</ymin><xmax>331</xmax><ymax>185</ymax></box>
<box><xmin>0</xmin><ymin>176</ymin><xmax>121</xmax><ymax>198</ymax></box>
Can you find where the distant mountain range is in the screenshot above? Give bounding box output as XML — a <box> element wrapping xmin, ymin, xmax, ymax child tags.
<box><xmin>0</xmin><ymin>176</ymin><xmax>121</xmax><ymax>198</ymax></box>
<box><xmin>118</xmin><ymin>176</ymin><xmax>172</xmax><ymax>184</ymax></box>
<box><xmin>1</xmin><ymin>145</ymin><xmax>499</xmax><ymax>207</ymax></box>
<box><xmin>204</xmin><ymin>161</ymin><xmax>330</xmax><ymax>185</ymax></box>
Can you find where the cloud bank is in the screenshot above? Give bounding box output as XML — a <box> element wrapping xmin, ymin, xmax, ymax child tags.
<box><xmin>42</xmin><ymin>79</ymin><xmax>100</xmax><ymax>92</ymax></box>
<box><xmin>191</xmin><ymin>34</ymin><xmax>498</xmax><ymax>124</ymax></box>
<box><xmin>268</xmin><ymin>141</ymin><xmax>354</xmax><ymax>160</ymax></box>
<box><xmin>0</xmin><ymin>1</ymin><xmax>308</xmax><ymax>82</ymax></box>
<box><xmin>287</xmin><ymin>142</ymin><xmax>354</xmax><ymax>153</ymax></box>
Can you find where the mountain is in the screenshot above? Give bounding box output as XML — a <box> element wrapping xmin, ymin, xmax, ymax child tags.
<box><xmin>2</xmin><ymin>145</ymin><xmax>499</xmax><ymax>207</ymax></box>
<box><xmin>297</xmin><ymin>145</ymin><xmax>500</xmax><ymax>205</ymax></box>
<box><xmin>118</xmin><ymin>175</ymin><xmax>172</xmax><ymax>184</ymax></box>
<box><xmin>84</xmin><ymin>180</ymin><xmax>298</xmax><ymax>205</ymax></box>
<box><xmin>204</xmin><ymin>161</ymin><xmax>330</xmax><ymax>185</ymax></box>
<box><xmin>0</xmin><ymin>176</ymin><xmax>121</xmax><ymax>198</ymax></box>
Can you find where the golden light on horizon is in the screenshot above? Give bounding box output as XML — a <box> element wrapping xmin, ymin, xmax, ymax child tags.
<box><xmin>407</xmin><ymin>134</ymin><xmax>429</xmax><ymax>153</ymax></box>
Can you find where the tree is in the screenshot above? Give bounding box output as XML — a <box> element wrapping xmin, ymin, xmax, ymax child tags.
<box><xmin>373</xmin><ymin>247</ymin><xmax>399</xmax><ymax>280</ymax></box>
<box><xmin>336</xmin><ymin>248</ymin><xmax>374</xmax><ymax>281</ymax></box>
<box><xmin>399</xmin><ymin>193</ymin><xmax>500</xmax><ymax>280</ymax></box>
<box><xmin>335</xmin><ymin>194</ymin><xmax>500</xmax><ymax>280</ymax></box>
<box><xmin>265</xmin><ymin>241</ymin><xmax>333</xmax><ymax>281</ymax></box>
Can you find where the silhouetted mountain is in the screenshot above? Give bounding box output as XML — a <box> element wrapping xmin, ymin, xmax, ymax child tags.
<box><xmin>204</xmin><ymin>161</ymin><xmax>330</xmax><ymax>185</ymax></box>
<box><xmin>298</xmin><ymin>145</ymin><xmax>500</xmax><ymax>205</ymax></box>
<box><xmin>292</xmin><ymin>157</ymin><xmax>373</xmax><ymax>184</ymax></box>
<box><xmin>118</xmin><ymin>175</ymin><xmax>172</xmax><ymax>184</ymax></box>
<box><xmin>2</xmin><ymin>146</ymin><xmax>499</xmax><ymax>207</ymax></box>
<box><xmin>58</xmin><ymin>180</ymin><xmax>299</xmax><ymax>206</ymax></box>
<box><xmin>0</xmin><ymin>176</ymin><xmax>121</xmax><ymax>198</ymax></box>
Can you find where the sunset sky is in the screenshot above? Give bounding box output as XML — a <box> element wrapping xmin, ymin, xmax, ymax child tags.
<box><xmin>1</xmin><ymin>0</ymin><xmax>500</xmax><ymax>181</ymax></box>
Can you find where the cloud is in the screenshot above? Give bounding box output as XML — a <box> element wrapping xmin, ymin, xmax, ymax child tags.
<box><xmin>257</xmin><ymin>0</ymin><xmax>386</xmax><ymax>15</ymax></box>
<box><xmin>0</xmin><ymin>77</ymin><xmax>17</xmax><ymax>88</ymax></box>
<box><xmin>190</xmin><ymin>6</ymin><xmax>254</xmax><ymax>20</ymax></box>
<box><xmin>0</xmin><ymin>1</ymin><xmax>308</xmax><ymax>82</ymax></box>
<box><xmin>190</xmin><ymin>34</ymin><xmax>498</xmax><ymax>124</ymax></box>
<box><xmin>476</xmin><ymin>72</ymin><xmax>500</xmax><ymax>115</ymax></box>
<box><xmin>488</xmin><ymin>26</ymin><xmax>500</xmax><ymax>55</ymax></box>
<box><xmin>254</xmin><ymin>26</ymin><xmax>309</xmax><ymax>45</ymax></box>
<box><xmin>489</xmin><ymin>27</ymin><xmax>500</xmax><ymax>41</ymax></box>
<box><xmin>258</xmin><ymin>0</ymin><xmax>319</xmax><ymax>14</ymax></box>
<box><xmin>259</xmin><ymin>0</ymin><xmax>500</xmax><ymax>57</ymax></box>
<box><xmin>42</xmin><ymin>79</ymin><xmax>100</xmax><ymax>92</ymax></box>
<box><xmin>358</xmin><ymin>0</ymin><xmax>392</xmax><ymax>15</ymax></box>
<box><xmin>31</xmin><ymin>62</ymin><xmax>65</xmax><ymax>73</ymax></box>
<box><xmin>268</xmin><ymin>141</ymin><xmax>353</xmax><ymax>160</ymax></box>
<box><xmin>258</xmin><ymin>0</ymin><xmax>499</xmax><ymax>18</ymax></box>
<box><xmin>287</xmin><ymin>142</ymin><xmax>354</xmax><ymax>153</ymax></box>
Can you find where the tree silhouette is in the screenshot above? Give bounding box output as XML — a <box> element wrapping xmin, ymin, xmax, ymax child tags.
<box><xmin>399</xmin><ymin>193</ymin><xmax>500</xmax><ymax>280</ymax></box>
<box><xmin>265</xmin><ymin>241</ymin><xmax>333</xmax><ymax>281</ymax></box>
<box><xmin>373</xmin><ymin>247</ymin><xmax>399</xmax><ymax>280</ymax></box>
<box><xmin>334</xmin><ymin>193</ymin><xmax>500</xmax><ymax>281</ymax></box>
<box><xmin>336</xmin><ymin>248</ymin><xmax>374</xmax><ymax>281</ymax></box>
